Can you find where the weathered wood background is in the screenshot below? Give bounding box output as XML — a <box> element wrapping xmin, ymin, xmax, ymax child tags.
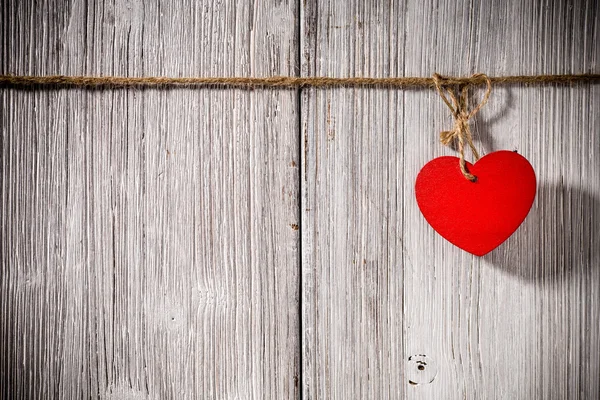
<box><xmin>1</xmin><ymin>0</ymin><xmax>598</xmax><ymax>398</ymax></box>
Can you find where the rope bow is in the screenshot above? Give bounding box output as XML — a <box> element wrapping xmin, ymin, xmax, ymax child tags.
<box><xmin>432</xmin><ymin>73</ymin><xmax>492</xmax><ymax>181</ymax></box>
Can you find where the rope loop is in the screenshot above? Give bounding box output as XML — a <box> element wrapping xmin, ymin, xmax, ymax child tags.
<box><xmin>432</xmin><ymin>73</ymin><xmax>492</xmax><ymax>182</ymax></box>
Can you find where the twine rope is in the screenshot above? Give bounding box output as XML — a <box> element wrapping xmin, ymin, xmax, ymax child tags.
<box><xmin>432</xmin><ymin>73</ymin><xmax>492</xmax><ymax>182</ymax></box>
<box><xmin>0</xmin><ymin>73</ymin><xmax>599</xmax><ymax>89</ymax></box>
<box><xmin>2</xmin><ymin>72</ymin><xmax>599</xmax><ymax>182</ymax></box>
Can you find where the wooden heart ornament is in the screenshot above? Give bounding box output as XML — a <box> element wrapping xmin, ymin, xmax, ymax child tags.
<box><xmin>415</xmin><ymin>151</ymin><xmax>536</xmax><ymax>256</ymax></box>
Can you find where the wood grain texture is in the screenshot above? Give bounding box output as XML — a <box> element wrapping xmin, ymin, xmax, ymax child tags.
<box><xmin>2</xmin><ymin>0</ymin><xmax>600</xmax><ymax>399</ymax></box>
<box><xmin>1</xmin><ymin>0</ymin><xmax>300</xmax><ymax>399</ymax></box>
<box><xmin>300</xmin><ymin>1</ymin><xmax>406</xmax><ymax>398</ymax></box>
<box><xmin>301</xmin><ymin>0</ymin><xmax>599</xmax><ymax>399</ymax></box>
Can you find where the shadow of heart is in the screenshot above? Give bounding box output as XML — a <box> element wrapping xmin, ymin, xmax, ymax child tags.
<box><xmin>483</xmin><ymin>183</ymin><xmax>599</xmax><ymax>284</ymax></box>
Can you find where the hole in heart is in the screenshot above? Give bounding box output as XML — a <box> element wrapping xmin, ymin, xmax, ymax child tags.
<box><xmin>417</xmin><ymin>365</ymin><xmax>425</xmax><ymax>371</ymax></box>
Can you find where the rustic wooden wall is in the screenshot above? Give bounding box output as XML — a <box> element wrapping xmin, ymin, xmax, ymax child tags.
<box><xmin>302</xmin><ymin>0</ymin><xmax>599</xmax><ymax>399</ymax></box>
<box><xmin>1</xmin><ymin>0</ymin><xmax>300</xmax><ymax>398</ymax></box>
<box><xmin>1</xmin><ymin>0</ymin><xmax>599</xmax><ymax>399</ymax></box>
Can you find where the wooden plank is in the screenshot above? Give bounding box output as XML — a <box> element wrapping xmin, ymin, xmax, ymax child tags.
<box><xmin>0</xmin><ymin>0</ymin><xmax>300</xmax><ymax>398</ymax></box>
<box><xmin>300</xmin><ymin>1</ymin><xmax>406</xmax><ymax>398</ymax></box>
<box><xmin>402</xmin><ymin>0</ymin><xmax>599</xmax><ymax>398</ymax></box>
<box><xmin>302</xmin><ymin>0</ymin><xmax>599</xmax><ymax>398</ymax></box>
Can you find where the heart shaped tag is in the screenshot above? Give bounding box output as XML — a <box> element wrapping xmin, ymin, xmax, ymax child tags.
<box><xmin>415</xmin><ymin>150</ymin><xmax>536</xmax><ymax>256</ymax></box>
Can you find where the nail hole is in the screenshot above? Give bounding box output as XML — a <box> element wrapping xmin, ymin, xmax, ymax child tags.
<box><xmin>407</xmin><ymin>354</ymin><xmax>437</xmax><ymax>385</ymax></box>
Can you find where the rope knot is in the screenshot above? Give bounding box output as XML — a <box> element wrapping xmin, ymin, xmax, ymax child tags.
<box><xmin>440</xmin><ymin>113</ymin><xmax>469</xmax><ymax>146</ymax></box>
<box><xmin>432</xmin><ymin>73</ymin><xmax>492</xmax><ymax>182</ymax></box>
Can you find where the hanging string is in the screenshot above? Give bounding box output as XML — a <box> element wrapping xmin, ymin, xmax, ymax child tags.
<box><xmin>0</xmin><ymin>73</ymin><xmax>599</xmax><ymax>89</ymax></box>
<box><xmin>1</xmin><ymin>72</ymin><xmax>597</xmax><ymax>181</ymax></box>
<box><xmin>432</xmin><ymin>73</ymin><xmax>492</xmax><ymax>182</ymax></box>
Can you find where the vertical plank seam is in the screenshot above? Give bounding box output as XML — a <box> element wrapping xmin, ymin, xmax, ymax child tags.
<box><xmin>297</xmin><ymin>0</ymin><xmax>303</xmax><ymax>398</ymax></box>
<box><xmin>400</xmin><ymin>0</ymin><xmax>409</xmax><ymax>396</ymax></box>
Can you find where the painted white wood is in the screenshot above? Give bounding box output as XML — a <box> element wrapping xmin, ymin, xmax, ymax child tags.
<box><xmin>301</xmin><ymin>0</ymin><xmax>599</xmax><ymax>399</ymax></box>
<box><xmin>300</xmin><ymin>1</ymin><xmax>406</xmax><ymax>398</ymax></box>
<box><xmin>2</xmin><ymin>0</ymin><xmax>599</xmax><ymax>398</ymax></box>
<box><xmin>0</xmin><ymin>0</ymin><xmax>300</xmax><ymax>398</ymax></box>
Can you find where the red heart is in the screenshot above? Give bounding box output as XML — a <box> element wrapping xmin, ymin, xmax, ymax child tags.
<box><xmin>415</xmin><ymin>150</ymin><xmax>536</xmax><ymax>256</ymax></box>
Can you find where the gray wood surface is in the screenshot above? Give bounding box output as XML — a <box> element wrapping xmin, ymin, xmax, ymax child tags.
<box><xmin>1</xmin><ymin>0</ymin><xmax>300</xmax><ymax>398</ymax></box>
<box><xmin>2</xmin><ymin>0</ymin><xmax>599</xmax><ymax>399</ymax></box>
<box><xmin>300</xmin><ymin>2</ymin><xmax>406</xmax><ymax>398</ymax></box>
<box><xmin>301</xmin><ymin>0</ymin><xmax>599</xmax><ymax>399</ymax></box>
